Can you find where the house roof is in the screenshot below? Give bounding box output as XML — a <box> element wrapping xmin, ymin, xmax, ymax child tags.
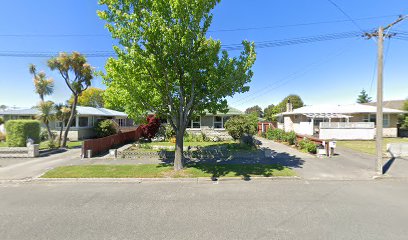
<box><xmin>278</xmin><ymin>103</ymin><xmax>405</xmax><ymax>116</ymax></box>
<box><xmin>204</xmin><ymin>106</ymin><xmax>244</xmax><ymax>116</ymax></box>
<box><xmin>0</xmin><ymin>106</ymin><xmax>127</xmax><ymax>117</ymax></box>
<box><xmin>365</xmin><ymin>100</ymin><xmax>406</xmax><ymax>111</ymax></box>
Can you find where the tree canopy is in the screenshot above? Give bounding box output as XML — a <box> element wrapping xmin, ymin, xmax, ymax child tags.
<box><xmin>245</xmin><ymin>105</ymin><xmax>263</xmax><ymax>117</ymax></box>
<box><xmin>357</xmin><ymin>89</ymin><xmax>372</xmax><ymax>103</ymax></box>
<box><xmin>69</xmin><ymin>87</ymin><xmax>105</xmax><ymax>108</ymax></box>
<box><xmin>98</xmin><ymin>0</ymin><xmax>256</xmax><ymax>170</ymax></box>
<box><xmin>48</xmin><ymin>52</ymin><xmax>94</xmax><ymax>147</ymax></box>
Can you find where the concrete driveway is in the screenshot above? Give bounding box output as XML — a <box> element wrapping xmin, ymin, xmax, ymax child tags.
<box><xmin>0</xmin><ymin>149</ymin><xmax>82</xmax><ymax>180</ymax></box>
<box><xmin>258</xmin><ymin>138</ymin><xmax>408</xmax><ymax>180</ymax></box>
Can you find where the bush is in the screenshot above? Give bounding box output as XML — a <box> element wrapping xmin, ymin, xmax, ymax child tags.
<box><xmin>5</xmin><ymin>120</ymin><xmax>41</xmax><ymax>147</ymax></box>
<box><xmin>298</xmin><ymin>139</ymin><xmax>317</xmax><ymax>154</ymax></box>
<box><xmin>184</xmin><ymin>132</ymin><xmax>208</xmax><ymax>142</ymax></box>
<box><xmin>265</xmin><ymin>128</ymin><xmax>285</xmax><ymax>141</ymax></box>
<box><xmin>140</xmin><ymin>115</ymin><xmax>161</xmax><ymax>139</ymax></box>
<box><xmin>284</xmin><ymin>131</ymin><xmax>297</xmax><ymax>145</ymax></box>
<box><xmin>265</xmin><ymin>129</ymin><xmax>297</xmax><ymax>145</ymax></box>
<box><xmin>224</xmin><ymin>114</ymin><xmax>258</xmax><ymax>141</ymax></box>
<box><xmin>0</xmin><ymin>117</ymin><xmax>4</xmax><ymax>125</ymax></box>
<box><xmin>164</xmin><ymin>125</ymin><xmax>175</xmax><ymax>140</ymax></box>
<box><xmin>94</xmin><ymin>120</ymin><xmax>118</xmax><ymax>138</ymax></box>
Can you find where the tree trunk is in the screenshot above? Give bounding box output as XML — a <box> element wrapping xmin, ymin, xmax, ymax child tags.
<box><xmin>174</xmin><ymin>129</ymin><xmax>184</xmax><ymax>171</ymax></box>
<box><xmin>62</xmin><ymin>95</ymin><xmax>78</xmax><ymax>147</ymax></box>
<box><xmin>58</xmin><ymin>125</ymin><xmax>63</xmax><ymax>147</ymax></box>
<box><xmin>45</xmin><ymin>122</ymin><xmax>53</xmax><ymax>142</ymax></box>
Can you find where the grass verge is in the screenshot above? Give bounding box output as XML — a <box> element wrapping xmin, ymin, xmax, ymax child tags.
<box><xmin>41</xmin><ymin>164</ymin><xmax>296</xmax><ymax>178</ymax></box>
<box><xmin>336</xmin><ymin>138</ymin><xmax>408</xmax><ymax>155</ymax></box>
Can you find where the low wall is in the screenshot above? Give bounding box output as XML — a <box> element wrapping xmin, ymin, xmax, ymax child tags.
<box><xmin>82</xmin><ymin>127</ymin><xmax>143</xmax><ymax>157</ymax></box>
<box><xmin>0</xmin><ymin>144</ymin><xmax>39</xmax><ymax>158</ymax></box>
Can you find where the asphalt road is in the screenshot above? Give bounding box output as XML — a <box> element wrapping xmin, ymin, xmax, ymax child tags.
<box><xmin>1</xmin><ymin>180</ymin><xmax>408</xmax><ymax>240</ymax></box>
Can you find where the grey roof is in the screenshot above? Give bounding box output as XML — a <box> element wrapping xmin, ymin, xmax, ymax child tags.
<box><xmin>204</xmin><ymin>106</ymin><xmax>244</xmax><ymax>116</ymax></box>
<box><xmin>0</xmin><ymin>106</ymin><xmax>127</xmax><ymax>117</ymax></box>
<box><xmin>0</xmin><ymin>108</ymin><xmax>40</xmax><ymax>116</ymax></box>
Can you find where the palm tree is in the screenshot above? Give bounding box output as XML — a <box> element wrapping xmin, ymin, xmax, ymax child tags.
<box><xmin>29</xmin><ymin>64</ymin><xmax>55</xmax><ymax>141</ymax></box>
<box><xmin>29</xmin><ymin>64</ymin><xmax>54</xmax><ymax>101</ymax></box>
<box><xmin>55</xmin><ymin>103</ymin><xmax>72</xmax><ymax>147</ymax></box>
<box><xmin>36</xmin><ymin>101</ymin><xmax>55</xmax><ymax>141</ymax></box>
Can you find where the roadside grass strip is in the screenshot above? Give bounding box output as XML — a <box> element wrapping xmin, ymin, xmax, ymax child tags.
<box><xmin>41</xmin><ymin>164</ymin><xmax>296</xmax><ymax>179</ymax></box>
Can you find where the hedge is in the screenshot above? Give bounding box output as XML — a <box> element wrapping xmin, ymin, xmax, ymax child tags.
<box><xmin>265</xmin><ymin>128</ymin><xmax>297</xmax><ymax>145</ymax></box>
<box><xmin>5</xmin><ymin>120</ymin><xmax>41</xmax><ymax>147</ymax></box>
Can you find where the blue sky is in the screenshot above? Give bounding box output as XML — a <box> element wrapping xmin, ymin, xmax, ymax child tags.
<box><xmin>0</xmin><ymin>0</ymin><xmax>407</xmax><ymax>111</ymax></box>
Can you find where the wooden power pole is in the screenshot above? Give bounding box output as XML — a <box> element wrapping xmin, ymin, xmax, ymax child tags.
<box><xmin>365</xmin><ymin>15</ymin><xmax>407</xmax><ymax>175</ymax></box>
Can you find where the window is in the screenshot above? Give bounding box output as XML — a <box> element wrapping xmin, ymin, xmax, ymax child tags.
<box><xmin>213</xmin><ymin>116</ymin><xmax>230</xmax><ymax>129</ymax></box>
<box><xmin>363</xmin><ymin>114</ymin><xmax>390</xmax><ymax>127</ymax></box>
<box><xmin>187</xmin><ymin>116</ymin><xmax>201</xmax><ymax>129</ymax></box>
<box><xmin>55</xmin><ymin>121</ymin><xmax>63</xmax><ymax>128</ymax></box>
<box><xmin>117</xmin><ymin>119</ymin><xmax>126</xmax><ymax>127</ymax></box>
<box><xmin>79</xmin><ymin>117</ymin><xmax>89</xmax><ymax>127</ymax></box>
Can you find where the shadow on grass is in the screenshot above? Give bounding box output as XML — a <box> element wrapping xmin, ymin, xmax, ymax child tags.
<box><xmin>158</xmin><ymin>142</ymin><xmax>305</xmax><ymax>180</ymax></box>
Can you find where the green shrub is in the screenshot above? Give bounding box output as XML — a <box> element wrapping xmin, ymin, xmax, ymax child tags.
<box><xmin>284</xmin><ymin>131</ymin><xmax>297</xmax><ymax>145</ymax></box>
<box><xmin>94</xmin><ymin>120</ymin><xmax>118</xmax><ymax>138</ymax></box>
<box><xmin>298</xmin><ymin>139</ymin><xmax>317</xmax><ymax>154</ymax></box>
<box><xmin>5</xmin><ymin>120</ymin><xmax>41</xmax><ymax>147</ymax></box>
<box><xmin>184</xmin><ymin>131</ymin><xmax>208</xmax><ymax>142</ymax></box>
<box><xmin>164</xmin><ymin>125</ymin><xmax>175</xmax><ymax>140</ymax></box>
<box><xmin>265</xmin><ymin>128</ymin><xmax>285</xmax><ymax>141</ymax></box>
<box><xmin>0</xmin><ymin>117</ymin><xmax>4</xmax><ymax>125</ymax></box>
<box><xmin>224</xmin><ymin>114</ymin><xmax>258</xmax><ymax>140</ymax></box>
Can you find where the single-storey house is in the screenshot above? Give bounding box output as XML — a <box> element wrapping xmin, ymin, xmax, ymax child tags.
<box><xmin>0</xmin><ymin>106</ymin><xmax>131</xmax><ymax>140</ymax></box>
<box><xmin>277</xmin><ymin>102</ymin><xmax>405</xmax><ymax>140</ymax></box>
<box><xmin>185</xmin><ymin>106</ymin><xmax>244</xmax><ymax>139</ymax></box>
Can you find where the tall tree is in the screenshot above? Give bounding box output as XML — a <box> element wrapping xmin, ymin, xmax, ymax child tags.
<box><xmin>264</xmin><ymin>104</ymin><xmax>279</xmax><ymax>122</ymax></box>
<box><xmin>98</xmin><ymin>0</ymin><xmax>256</xmax><ymax>170</ymax></box>
<box><xmin>29</xmin><ymin>64</ymin><xmax>55</xmax><ymax>140</ymax></box>
<box><xmin>357</xmin><ymin>89</ymin><xmax>372</xmax><ymax>103</ymax></box>
<box><xmin>69</xmin><ymin>87</ymin><xmax>105</xmax><ymax>108</ymax></box>
<box><xmin>48</xmin><ymin>52</ymin><xmax>94</xmax><ymax>147</ymax></box>
<box><xmin>245</xmin><ymin>105</ymin><xmax>263</xmax><ymax>117</ymax></box>
<box><xmin>276</xmin><ymin>95</ymin><xmax>304</xmax><ymax>112</ymax></box>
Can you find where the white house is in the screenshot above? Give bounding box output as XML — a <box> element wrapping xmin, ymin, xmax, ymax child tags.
<box><xmin>277</xmin><ymin>102</ymin><xmax>405</xmax><ymax>140</ymax></box>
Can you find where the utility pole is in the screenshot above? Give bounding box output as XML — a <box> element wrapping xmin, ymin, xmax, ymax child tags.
<box><xmin>365</xmin><ymin>15</ymin><xmax>407</xmax><ymax>175</ymax></box>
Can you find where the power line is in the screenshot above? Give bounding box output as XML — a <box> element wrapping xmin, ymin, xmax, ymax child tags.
<box><xmin>230</xmin><ymin>40</ymin><xmax>357</xmax><ymax>105</ymax></box>
<box><xmin>326</xmin><ymin>0</ymin><xmax>365</xmax><ymax>33</ymax></box>
<box><xmin>0</xmin><ymin>30</ymin><xmax>366</xmax><ymax>58</ymax></box>
<box><xmin>0</xmin><ymin>14</ymin><xmax>400</xmax><ymax>38</ymax></box>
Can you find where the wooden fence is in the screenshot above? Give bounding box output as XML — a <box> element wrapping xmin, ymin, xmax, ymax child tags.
<box><xmin>82</xmin><ymin>126</ymin><xmax>143</xmax><ymax>157</ymax></box>
<box><xmin>258</xmin><ymin>122</ymin><xmax>276</xmax><ymax>135</ymax></box>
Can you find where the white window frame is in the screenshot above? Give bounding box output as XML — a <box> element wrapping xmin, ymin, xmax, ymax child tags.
<box><xmin>213</xmin><ymin>116</ymin><xmax>224</xmax><ymax>129</ymax></box>
<box><xmin>187</xmin><ymin>116</ymin><xmax>201</xmax><ymax>129</ymax></box>
<box><xmin>117</xmin><ymin>118</ymin><xmax>126</xmax><ymax>127</ymax></box>
<box><xmin>78</xmin><ymin>116</ymin><xmax>90</xmax><ymax>128</ymax></box>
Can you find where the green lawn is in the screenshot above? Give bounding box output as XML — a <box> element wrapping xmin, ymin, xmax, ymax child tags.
<box><xmin>336</xmin><ymin>138</ymin><xmax>408</xmax><ymax>155</ymax></box>
<box><xmin>41</xmin><ymin>164</ymin><xmax>296</xmax><ymax>178</ymax></box>
<box><xmin>0</xmin><ymin>141</ymin><xmax>6</xmax><ymax>147</ymax></box>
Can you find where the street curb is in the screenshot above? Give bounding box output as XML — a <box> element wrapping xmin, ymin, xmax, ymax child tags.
<box><xmin>22</xmin><ymin>176</ymin><xmax>302</xmax><ymax>183</ymax></box>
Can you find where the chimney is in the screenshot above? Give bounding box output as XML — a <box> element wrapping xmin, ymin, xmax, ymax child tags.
<box><xmin>286</xmin><ymin>99</ymin><xmax>293</xmax><ymax>112</ymax></box>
